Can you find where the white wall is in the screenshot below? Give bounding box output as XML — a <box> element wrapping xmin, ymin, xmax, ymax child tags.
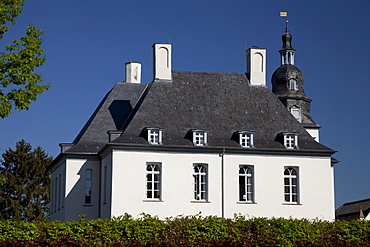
<box><xmin>50</xmin><ymin>160</ymin><xmax>66</xmax><ymax>221</ymax></box>
<box><xmin>107</xmin><ymin>149</ymin><xmax>334</xmax><ymax>220</ymax></box>
<box><xmin>51</xmin><ymin>157</ymin><xmax>101</xmax><ymax>221</ymax></box>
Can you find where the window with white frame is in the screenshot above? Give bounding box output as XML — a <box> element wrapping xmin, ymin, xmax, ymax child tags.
<box><xmin>239</xmin><ymin>132</ymin><xmax>253</xmax><ymax>148</ymax></box>
<box><xmin>239</xmin><ymin>166</ymin><xmax>254</xmax><ymax>202</ymax></box>
<box><xmin>147</xmin><ymin>128</ymin><xmax>162</xmax><ymax>145</ymax></box>
<box><xmin>193</xmin><ymin>164</ymin><xmax>207</xmax><ymax>201</ymax></box>
<box><xmin>85</xmin><ymin>169</ymin><xmax>92</xmax><ymax>204</ymax></box>
<box><xmin>284</xmin><ymin>167</ymin><xmax>299</xmax><ymax>203</ymax></box>
<box><xmin>290</xmin><ymin>106</ymin><xmax>301</xmax><ymax>122</ymax></box>
<box><xmin>146</xmin><ymin>163</ymin><xmax>161</xmax><ymax>200</ymax></box>
<box><xmin>289</xmin><ymin>78</ymin><xmax>298</xmax><ymax>91</ymax></box>
<box><xmin>284</xmin><ymin>134</ymin><xmax>298</xmax><ymax>149</ymax></box>
<box><xmin>193</xmin><ymin>130</ymin><xmax>207</xmax><ymax>146</ymax></box>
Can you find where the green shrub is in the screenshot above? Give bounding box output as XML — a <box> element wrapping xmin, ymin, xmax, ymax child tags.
<box><xmin>0</xmin><ymin>215</ymin><xmax>370</xmax><ymax>246</ymax></box>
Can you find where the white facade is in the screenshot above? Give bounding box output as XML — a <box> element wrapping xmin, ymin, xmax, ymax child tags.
<box><xmin>51</xmin><ymin>148</ymin><xmax>334</xmax><ymax>221</ymax></box>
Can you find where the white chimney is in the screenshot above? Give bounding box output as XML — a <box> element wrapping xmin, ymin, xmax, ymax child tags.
<box><xmin>125</xmin><ymin>62</ymin><xmax>141</xmax><ymax>83</ymax></box>
<box><xmin>246</xmin><ymin>47</ymin><xmax>266</xmax><ymax>86</ymax></box>
<box><xmin>153</xmin><ymin>43</ymin><xmax>172</xmax><ymax>81</ymax></box>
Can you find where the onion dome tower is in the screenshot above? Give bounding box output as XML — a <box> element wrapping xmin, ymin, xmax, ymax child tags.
<box><xmin>272</xmin><ymin>21</ymin><xmax>320</xmax><ymax>141</ymax></box>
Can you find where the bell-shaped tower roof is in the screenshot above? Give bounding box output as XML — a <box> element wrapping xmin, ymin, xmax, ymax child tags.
<box><xmin>272</xmin><ymin>21</ymin><xmax>319</xmax><ymax>134</ymax></box>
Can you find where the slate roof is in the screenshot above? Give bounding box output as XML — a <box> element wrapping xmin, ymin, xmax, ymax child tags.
<box><xmin>65</xmin><ymin>82</ymin><xmax>147</xmax><ymax>153</ymax></box>
<box><xmin>111</xmin><ymin>70</ymin><xmax>333</xmax><ymax>153</ymax></box>
<box><xmin>336</xmin><ymin>198</ymin><xmax>370</xmax><ymax>221</ymax></box>
<box><xmin>61</xmin><ymin>70</ymin><xmax>334</xmax><ymax>155</ymax></box>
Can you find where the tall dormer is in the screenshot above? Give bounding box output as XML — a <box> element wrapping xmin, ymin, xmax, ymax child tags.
<box><xmin>272</xmin><ymin>21</ymin><xmax>321</xmax><ymax>142</ymax></box>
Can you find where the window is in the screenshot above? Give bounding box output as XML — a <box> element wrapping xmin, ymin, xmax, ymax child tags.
<box><xmin>58</xmin><ymin>174</ymin><xmax>62</xmax><ymax>210</ymax></box>
<box><xmin>85</xmin><ymin>169</ymin><xmax>92</xmax><ymax>204</ymax></box>
<box><xmin>103</xmin><ymin>166</ymin><xmax>107</xmax><ymax>204</ymax></box>
<box><xmin>290</xmin><ymin>106</ymin><xmax>301</xmax><ymax>122</ymax></box>
<box><xmin>284</xmin><ymin>134</ymin><xmax>298</xmax><ymax>149</ymax></box>
<box><xmin>239</xmin><ymin>166</ymin><xmax>254</xmax><ymax>202</ymax></box>
<box><xmin>193</xmin><ymin>130</ymin><xmax>207</xmax><ymax>146</ymax></box>
<box><xmin>147</xmin><ymin>128</ymin><xmax>162</xmax><ymax>145</ymax></box>
<box><xmin>289</xmin><ymin>78</ymin><xmax>298</xmax><ymax>91</ymax></box>
<box><xmin>193</xmin><ymin>164</ymin><xmax>208</xmax><ymax>201</ymax></box>
<box><xmin>239</xmin><ymin>132</ymin><xmax>254</xmax><ymax>148</ymax></box>
<box><xmin>146</xmin><ymin>163</ymin><xmax>161</xmax><ymax>200</ymax></box>
<box><xmin>54</xmin><ymin>177</ymin><xmax>58</xmax><ymax>212</ymax></box>
<box><xmin>284</xmin><ymin>167</ymin><xmax>299</xmax><ymax>203</ymax></box>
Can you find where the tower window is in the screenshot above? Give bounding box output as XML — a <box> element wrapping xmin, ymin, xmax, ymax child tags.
<box><xmin>289</xmin><ymin>79</ymin><xmax>298</xmax><ymax>91</ymax></box>
<box><xmin>290</xmin><ymin>106</ymin><xmax>301</xmax><ymax>122</ymax></box>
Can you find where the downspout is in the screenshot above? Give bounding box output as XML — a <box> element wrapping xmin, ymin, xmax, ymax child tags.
<box><xmin>219</xmin><ymin>148</ymin><xmax>225</xmax><ymax>218</ymax></box>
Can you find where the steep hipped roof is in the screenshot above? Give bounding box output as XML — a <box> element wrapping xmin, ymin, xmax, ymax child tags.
<box><xmin>65</xmin><ymin>82</ymin><xmax>147</xmax><ymax>153</ymax></box>
<box><xmin>112</xmin><ymin>70</ymin><xmax>332</xmax><ymax>152</ymax></box>
<box><xmin>336</xmin><ymin>198</ymin><xmax>370</xmax><ymax>221</ymax></box>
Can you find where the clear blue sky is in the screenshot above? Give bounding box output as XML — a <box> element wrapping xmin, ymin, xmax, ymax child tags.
<box><xmin>1</xmin><ymin>0</ymin><xmax>369</xmax><ymax>209</ymax></box>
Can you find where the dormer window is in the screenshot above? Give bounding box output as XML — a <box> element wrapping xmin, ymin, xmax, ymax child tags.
<box><xmin>289</xmin><ymin>78</ymin><xmax>298</xmax><ymax>91</ymax></box>
<box><xmin>235</xmin><ymin>131</ymin><xmax>254</xmax><ymax>148</ymax></box>
<box><xmin>284</xmin><ymin>133</ymin><xmax>298</xmax><ymax>149</ymax></box>
<box><xmin>144</xmin><ymin>127</ymin><xmax>163</xmax><ymax>145</ymax></box>
<box><xmin>277</xmin><ymin>132</ymin><xmax>299</xmax><ymax>149</ymax></box>
<box><xmin>192</xmin><ymin>130</ymin><xmax>207</xmax><ymax>146</ymax></box>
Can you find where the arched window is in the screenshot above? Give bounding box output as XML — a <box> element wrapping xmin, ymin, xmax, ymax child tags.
<box><xmin>284</xmin><ymin>167</ymin><xmax>299</xmax><ymax>203</ymax></box>
<box><xmin>193</xmin><ymin>164</ymin><xmax>207</xmax><ymax>201</ymax></box>
<box><xmin>239</xmin><ymin>166</ymin><xmax>254</xmax><ymax>202</ymax></box>
<box><xmin>146</xmin><ymin>163</ymin><xmax>161</xmax><ymax>200</ymax></box>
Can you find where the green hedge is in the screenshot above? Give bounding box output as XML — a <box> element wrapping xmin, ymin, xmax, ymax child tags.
<box><xmin>0</xmin><ymin>214</ymin><xmax>370</xmax><ymax>246</ymax></box>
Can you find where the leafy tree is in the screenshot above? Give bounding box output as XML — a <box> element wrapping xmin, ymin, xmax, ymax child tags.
<box><xmin>0</xmin><ymin>140</ymin><xmax>52</xmax><ymax>221</ymax></box>
<box><xmin>0</xmin><ymin>0</ymin><xmax>50</xmax><ymax>119</ymax></box>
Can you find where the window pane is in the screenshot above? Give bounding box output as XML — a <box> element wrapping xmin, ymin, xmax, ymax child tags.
<box><xmin>284</xmin><ymin>186</ymin><xmax>290</xmax><ymax>193</ymax></box>
<box><xmin>147</xmin><ymin>191</ymin><xmax>152</xmax><ymax>198</ymax></box>
<box><xmin>154</xmin><ymin>174</ymin><xmax>160</xmax><ymax>181</ymax></box>
<box><xmin>292</xmin><ymin>186</ymin><xmax>297</xmax><ymax>193</ymax></box>
<box><xmin>154</xmin><ymin>182</ymin><xmax>159</xmax><ymax>190</ymax></box>
<box><xmin>147</xmin><ymin>182</ymin><xmax>152</xmax><ymax>189</ymax></box>
<box><xmin>284</xmin><ymin>178</ymin><xmax>289</xmax><ymax>185</ymax></box>
<box><xmin>292</xmin><ymin>195</ymin><xmax>297</xmax><ymax>202</ymax></box>
<box><xmin>285</xmin><ymin>194</ymin><xmax>290</xmax><ymax>201</ymax></box>
<box><xmin>201</xmin><ymin>192</ymin><xmax>206</xmax><ymax>199</ymax></box>
<box><xmin>154</xmin><ymin>191</ymin><xmax>160</xmax><ymax>199</ymax></box>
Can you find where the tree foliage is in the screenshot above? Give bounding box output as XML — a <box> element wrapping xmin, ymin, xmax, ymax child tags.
<box><xmin>0</xmin><ymin>0</ymin><xmax>50</xmax><ymax>119</ymax></box>
<box><xmin>0</xmin><ymin>139</ymin><xmax>52</xmax><ymax>221</ymax></box>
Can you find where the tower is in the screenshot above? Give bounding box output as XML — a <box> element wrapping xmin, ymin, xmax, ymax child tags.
<box><xmin>271</xmin><ymin>21</ymin><xmax>320</xmax><ymax>141</ymax></box>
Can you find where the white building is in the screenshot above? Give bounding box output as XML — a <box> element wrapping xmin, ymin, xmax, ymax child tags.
<box><xmin>49</xmin><ymin>23</ymin><xmax>337</xmax><ymax>221</ymax></box>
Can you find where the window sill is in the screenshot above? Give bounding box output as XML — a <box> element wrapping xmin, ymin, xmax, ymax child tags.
<box><xmin>237</xmin><ymin>201</ymin><xmax>256</xmax><ymax>204</ymax></box>
<box><xmin>143</xmin><ymin>199</ymin><xmax>163</xmax><ymax>202</ymax></box>
<box><xmin>282</xmin><ymin>202</ymin><xmax>301</xmax><ymax>205</ymax></box>
<box><xmin>84</xmin><ymin>204</ymin><xmax>94</xmax><ymax>207</ymax></box>
<box><xmin>191</xmin><ymin>200</ymin><xmax>210</xmax><ymax>203</ymax></box>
